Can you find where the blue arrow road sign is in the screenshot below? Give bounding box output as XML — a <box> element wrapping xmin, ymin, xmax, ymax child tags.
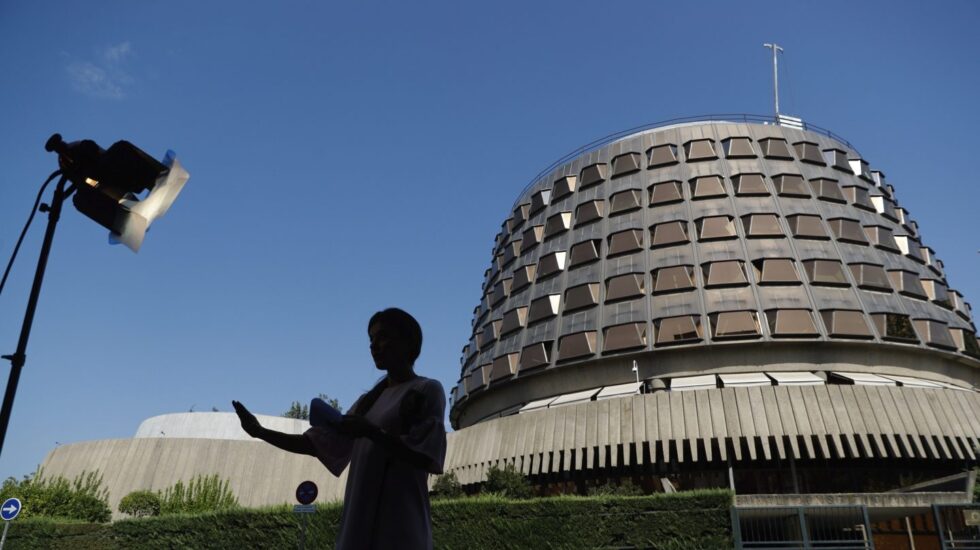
<box><xmin>0</xmin><ymin>498</ymin><xmax>21</xmax><ymax>521</ymax></box>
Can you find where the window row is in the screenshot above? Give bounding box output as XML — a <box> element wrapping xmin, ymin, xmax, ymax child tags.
<box><xmin>463</xmin><ymin>313</ymin><xmax>979</xmax><ymax>389</ymax></box>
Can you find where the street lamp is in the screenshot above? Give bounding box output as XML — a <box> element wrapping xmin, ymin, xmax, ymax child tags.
<box><xmin>0</xmin><ymin>134</ymin><xmax>189</xmax><ymax>457</ymax></box>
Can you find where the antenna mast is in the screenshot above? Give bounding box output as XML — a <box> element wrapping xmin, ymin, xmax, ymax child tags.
<box><xmin>763</xmin><ymin>43</ymin><xmax>784</xmax><ymax>118</ymax></box>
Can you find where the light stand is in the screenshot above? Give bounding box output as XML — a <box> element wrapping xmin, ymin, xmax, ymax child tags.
<box><xmin>0</xmin><ymin>174</ymin><xmax>72</xmax><ymax>457</ymax></box>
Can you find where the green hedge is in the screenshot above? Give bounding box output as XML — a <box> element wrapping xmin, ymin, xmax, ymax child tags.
<box><xmin>5</xmin><ymin>491</ymin><xmax>732</xmax><ymax>549</ymax></box>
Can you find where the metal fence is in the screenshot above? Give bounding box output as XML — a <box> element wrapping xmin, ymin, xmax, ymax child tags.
<box><xmin>934</xmin><ymin>504</ymin><xmax>980</xmax><ymax>550</ymax></box>
<box><xmin>733</xmin><ymin>506</ymin><xmax>873</xmax><ymax>550</ymax></box>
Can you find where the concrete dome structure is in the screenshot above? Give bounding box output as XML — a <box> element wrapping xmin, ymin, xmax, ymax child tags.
<box><xmin>444</xmin><ymin>116</ymin><xmax>980</xmax><ymax>501</ymax></box>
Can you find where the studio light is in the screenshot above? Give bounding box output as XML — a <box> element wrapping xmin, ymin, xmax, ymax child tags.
<box><xmin>45</xmin><ymin>134</ymin><xmax>190</xmax><ymax>252</ymax></box>
<box><xmin>0</xmin><ymin>134</ymin><xmax>190</xmax><ymax>458</ymax></box>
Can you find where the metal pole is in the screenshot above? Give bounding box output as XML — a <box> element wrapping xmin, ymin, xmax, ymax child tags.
<box><xmin>0</xmin><ymin>176</ymin><xmax>68</xmax><ymax>458</ymax></box>
<box><xmin>763</xmin><ymin>43</ymin><xmax>783</xmax><ymax>118</ymax></box>
<box><xmin>0</xmin><ymin>521</ymin><xmax>9</xmax><ymax>549</ymax></box>
<box><xmin>298</xmin><ymin>512</ymin><xmax>307</xmax><ymax>550</ymax></box>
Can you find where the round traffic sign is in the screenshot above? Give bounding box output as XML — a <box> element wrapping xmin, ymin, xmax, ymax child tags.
<box><xmin>295</xmin><ymin>481</ymin><xmax>318</xmax><ymax>505</ymax></box>
<box><xmin>0</xmin><ymin>498</ymin><xmax>21</xmax><ymax>521</ymax></box>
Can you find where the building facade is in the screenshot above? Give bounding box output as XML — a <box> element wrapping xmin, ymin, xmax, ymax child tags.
<box><xmin>445</xmin><ymin>116</ymin><xmax>980</xmax><ymax>504</ymax></box>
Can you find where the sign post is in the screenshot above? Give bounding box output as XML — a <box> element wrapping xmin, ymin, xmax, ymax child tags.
<box><xmin>294</xmin><ymin>481</ymin><xmax>318</xmax><ymax>550</ymax></box>
<box><xmin>0</xmin><ymin>497</ymin><xmax>22</xmax><ymax>549</ymax></box>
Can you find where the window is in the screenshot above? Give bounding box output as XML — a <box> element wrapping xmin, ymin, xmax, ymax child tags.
<box><xmin>702</xmin><ymin>260</ymin><xmax>748</xmax><ymax>287</ymax></box>
<box><xmin>912</xmin><ymin>319</ymin><xmax>956</xmax><ymax>350</ymax></box>
<box><xmin>605</xmin><ymin>273</ymin><xmax>644</xmax><ymax>302</ymax></box>
<box><xmin>608</xmin><ymin>229</ymin><xmax>644</xmax><ymax>256</ymax></box>
<box><xmin>820</xmin><ymin>310</ymin><xmax>873</xmax><ymax>339</ymax></box>
<box><xmin>760</xmin><ymin>137</ymin><xmax>793</xmax><ymax>159</ymax></box>
<box><xmin>580</xmin><ymin>163</ymin><xmax>607</xmax><ymax>189</ymax></box>
<box><xmin>887</xmin><ymin>270</ymin><xmax>927</xmax><ymax>299</ymax></box>
<box><xmin>788</xmin><ymin>214</ymin><xmax>829</xmax><ymax>240</ymax></box>
<box><xmin>537</xmin><ymin>251</ymin><xmax>567</xmax><ymax>280</ymax></box>
<box><xmin>773</xmin><ymin>173</ymin><xmax>810</xmax><ymax>197</ymax></box>
<box><xmin>870</xmin><ymin>195</ymin><xmax>899</xmax><ymax>221</ymax></box>
<box><xmin>528</xmin><ymin>294</ymin><xmax>561</xmax><ymax>324</ymax></box>
<box><xmin>611</xmin><ymin>152</ymin><xmax>642</xmax><ymax>177</ymax></box>
<box><xmin>684</xmin><ymin>139</ymin><xmax>717</xmax><ymax>162</ymax></box>
<box><xmin>828</xmin><ymin>218</ymin><xmax>869</xmax><ymax>245</ymax></box>
<box><xmin>842</xmin><ymin>185</ymin><xmax>875</xmax><ymax>211</ymax></box>
<box><xmin>710</xmin><ymin>311</ymin><xmax>761</xmax><ymax>340</ymax></box>
<box><xmin>733</xmin><ymin>173</ymin><xmax>768</xmax><ymax>195</ymax></box>
<box><xmin>490</xmin><ymin>353</ymin><xmax>518</xmax><ymax>383</ymax></box>
<box><xmin>490</xmin><ymin>277</ymin><xmax>512</xmax><ymax>306</ymax></box>
<box><xmin>650</xmin><ymin>220</ymin><xmax>689</xmax><ymax>248</ymax></box>
<box><xmin>742</xmin><ymin>214</ymin><xmax>783</xmax><ymax>238</ymax></box>
<box><xmin>652</xmin><ymin>265</ymin><xmax>696</xmax><ymax>294</ymax></box>
<box><xmin>501</xmin><ymin>239</ymin><xmax>521</xmax><ymax>266</ymax></box>
<box><xmin>520</xmin><ymin>225</ymin><xmax>545</xmax><ymax>253</ymax></box>
<box><xmin>871</xmin><ymin>313</ymin><xmax>918</xmax><ymax>342</ymax></box>
<box><xmin>557</xmin><ymin>331</ymin><xmax>597</xmax><ymax>360</ymax></box>
<box><xmin>609</xmin><ymin>189</ymin><xmax>642</xmax><ymax>215</ymax></box>
<box><xmin>894</xmin><ymin>235</ymin><xmax>925</xmax><ymax>263</ymax></box>
<box><xmin>793</xmin><ymin>141</ymin><xmax>825</xmax><ymax>165</ymax></box>
<box><xmin>810</xmin><ymin>178</ymin><xmax>846</xmax><ymax>203</ymax></box>
<box><xmin>511</xmin><ymin>264</ymin><xmax>536</xmax><ymax>292</ymax></box>
<box><xmin>564</xmin><ymin>282</ymin><xmax>600</xmax><ymax>312</ymax></box>
<box><xmin>500</xmin><ymin>306</ymin><xmax>528</xmax><ymax>335</ymax></box>
<box><xmin>551</xmin><ymin>175</ymin><xmax>576</xmax><ymax>203</ymax></box>
<box><xmin>519</xmin><ymin>341</ymin><xmax>552</xmax><ymax>371</ymax></box>
<box><xmin>766</xmin><ymin>309</ymin><xmax>819</xmax><ymax>337</ymax></box>
<box><xmin>696</xmin><ymin>216</ymin><xmax>736</xmax><ymax>241</ymax></box>
<box><xmin>544</xmin><ymin>212</ymin><xmax>572</xmax><ymax>239</ymax></box>
<box><xmin>647</xmin><ymin>143</ymin><xmax>678</xmax><ymax>168</ymax></box>
<box><xmin>464</xmin><ymin>365</ymin><xmax>489</xmax><ymax>393</ymax></box>
<box><xmin>848</xmin><ymin>263</ymin><xmax>892</xmax><ymax>292</ymax></box>
<box><xmin>508</xmin><ymin>203</ymin><xmax>530</xmax><ymax>231</ymax></box>
<box><xmin>690</xmin><ymin>175</ymin><xmax>726</xmax><ymax>199</ymax></box>
<box><xmin>530</xmin><ymin>189</ymin><xmax>551</xmax><ymax>215</ymax></box>
<box><xmin>603</xmin><ymin>323</ymin><xmax>647</xmax><ymax>352</ymax></box>
<box><xmin>575</xmin><ymin>200</ymin><xmax>605</xmax><ymax>227</ymax></box>
<box><xmin>648</xmin><ymin>180</ymin><xmax>683</xmax><ymax>206</ymax></box>
<box><xmin>752</xmin><ymin>258</ymin><xmax>800</xmax><ymax>285</ymax></box>
<box><xmin>803</xmin><ymin>259</ymin><xmax>849</xmax><ymax>286</ymax></box>
<box><xmin>863</xmin><ymin>225</ymin><xmax>900</xmax><ymax>252</ymax></box>
<box><xmin>822</xmin><ymin>148</ymin><xmax>852</xmax><ymax>172</ymax></box>
<box><xmin>723</xmin><ymin>137</ymin><xmax>756</xmax><ymax>158</ymax></box>
<box><xmin>950</xmin><ymin>328</ymin><xmax>980</xmax><ymax>358</ymax></box>
<box><xmin>921</xmin><ymin>279</ymin><xmax>952</xmax><ymax>309</ymax></box>
<box><xmin>568</xmin><ymin>239</ymin><xmax>601</xmax><ymax>267</ymax></box>
<box><xmin>654</xmin><ymin>315</ymin><xmax>702</xmax><ymax>345</ymax></box>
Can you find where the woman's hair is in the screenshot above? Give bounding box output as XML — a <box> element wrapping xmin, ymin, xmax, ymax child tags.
<box><xmin>351</xmin><ymin>308</ymin><xmax>423</xmax><ymax>417</ymax></box>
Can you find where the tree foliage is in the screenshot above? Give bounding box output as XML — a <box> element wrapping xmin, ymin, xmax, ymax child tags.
<box><xmin>158</xmin><ymin>474</ymin><xmax>238</xmax><ymax>515</ymax></box>
<box><xmin>431</xmin><ymin>472</ymin><xmax>464</xmax><ymax>499</ymax></box>
<box><xmin>283</xmin><ymin>393</ymin><xmax>343</xmax><ymax>419</ymax></box>
<box><xmin>0</xmin><ymin>468</ymin><xmax>111</xmax><ymax>523</ymax></box>
<box><xmin>587</xmin><ymin>479</ymin><xmax>644</xmax><ymax>496</ymax></box>
<box><xmin>118</xmin><ymin>490</ymin><xmax>161</xmax><ymax>517</ymax></box>
<box><xmin>483</xmin><ymin>463</ymin><xmax>533</xmax><ymax>499</ymax></box>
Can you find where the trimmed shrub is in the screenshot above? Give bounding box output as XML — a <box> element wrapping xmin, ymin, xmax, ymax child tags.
<box><xmin>431</xmin><ymin>472</ymin><xmax>464</xmax><ymax>499</ymax></box>
<box><xmin>158</xmin><ymin>474</ymin><xmax>238</xmax><ymax>515</ymax></box>
<box><xmin>0</xmin><ymin>468</ymin><xmax>111</xmax><ymax>523</ymax></box>
<box><xmin>5</xmin><ymin>491</ymin><xmax>734</xmax><ymax>549</ymax></box>
<box><xmin>118</xmin><ymin>490</ymin><xmax>161</xmax><ymax>518</ymax></box>
<box><xmin>483</xmin><ymin>463</ymin><xmax>533</xmax><ymax>499</ymax></box>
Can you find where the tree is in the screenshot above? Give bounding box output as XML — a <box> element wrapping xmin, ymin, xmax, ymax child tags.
<box><xmin>484</xmin><ymin>463</ymin><xmax>533</xmax><ymax>499</ymax></box>
<box><xmin>0</xmin><ymin>468</ymin><xmax>111</xmax><ymax>522</ymax></box>
<box><xmin>283</xmin><ymin>394</ymin><xmax>343</xmax><ymax>419</ymax></box>
<box><xmin>431</xmin><ymin>472</ymin><xmax>464</xmax><ymax>499</ymax></box>
<box><xmin>158</xmin><ymin>474</ymin><xmax>238</xmax><ymax>515</ymax></box>
<box><xmin>119</xmin><ymin>490</ymin><xmax>161</xmax><ymax>517</ymax></box>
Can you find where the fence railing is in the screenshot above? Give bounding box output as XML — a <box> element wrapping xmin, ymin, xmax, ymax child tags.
<box><xmin>511</xmin><ymin>113</ymin><xmax>859</xmax><ymax>210</ymax></box>
<box><xmin>733</xmin><ymin>505</ymin><xmax>874</xmax><ymax>550</ymax></box>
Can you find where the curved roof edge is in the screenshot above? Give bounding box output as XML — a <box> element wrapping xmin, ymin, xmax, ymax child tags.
<box><xmin>134</xmin><ymin>412</ymin><xmax>307</xmax><ymax>441</ymax></box>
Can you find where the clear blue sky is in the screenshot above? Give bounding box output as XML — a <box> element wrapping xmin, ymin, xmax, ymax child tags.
<box><xmin>1</xmin><ymin>0</ymin><xmax>978</xmax><ymax>479</ymax></box>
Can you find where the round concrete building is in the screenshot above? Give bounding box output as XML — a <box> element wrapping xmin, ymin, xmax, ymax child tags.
<box><xmin>444</xmin><ymin>115</ymin><xmax>980</xmax><ymax>504</ymax></box>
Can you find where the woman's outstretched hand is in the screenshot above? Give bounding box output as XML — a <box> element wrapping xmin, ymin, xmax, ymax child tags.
<box><xmin>232</xmin><ymin>400</ymin><xmax>262</xmax><ymax>437</ymax></box>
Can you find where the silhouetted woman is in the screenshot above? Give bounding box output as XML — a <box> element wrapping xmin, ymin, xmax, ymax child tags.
<box><xmin>233</xmin><ymin>308</ymin><xmax>447</xmax><ymax>550</ymax></box>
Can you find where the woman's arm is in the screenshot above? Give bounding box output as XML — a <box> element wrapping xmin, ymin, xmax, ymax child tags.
<box><xmin>339</xmin><ymin>415</ymin><xmax>431</xmax><ymax>469</ymax></box>
<box><xmin>232</xmin><ymin>400</ymin><xmax>315</xmax><ymax>456</ymax></box>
